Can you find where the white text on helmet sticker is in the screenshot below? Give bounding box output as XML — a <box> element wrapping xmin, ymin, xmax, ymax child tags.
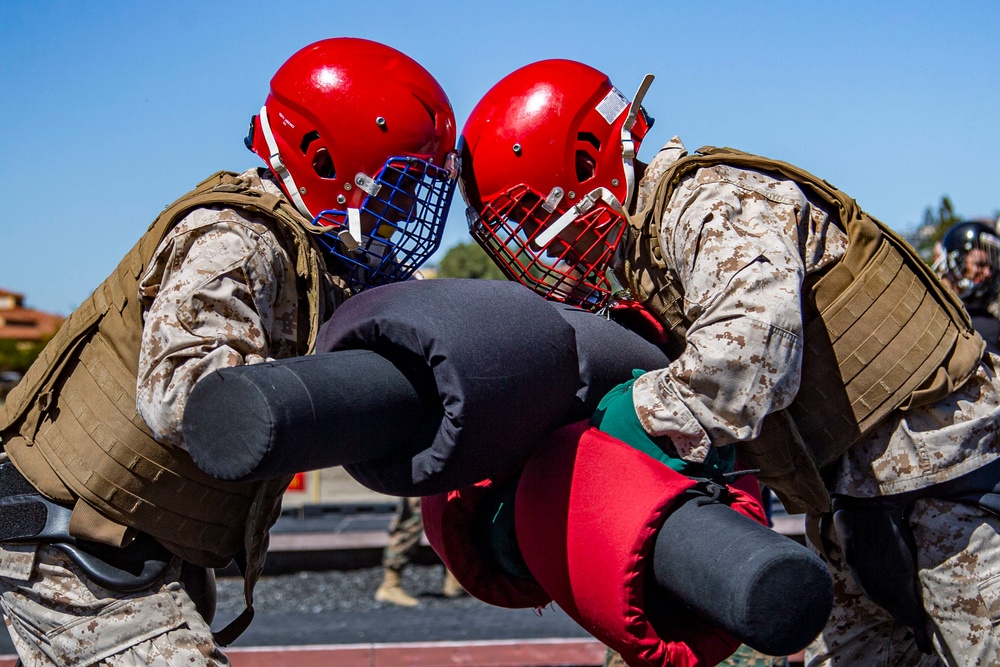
<box><xmin>596</xmin><ymin>87</ymin><xmax>629</xmax><ymax>124</ymax></box>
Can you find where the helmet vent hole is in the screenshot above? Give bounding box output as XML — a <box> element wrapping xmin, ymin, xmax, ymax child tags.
<box><xmin>577</xmin><ymin>132</ymin><xmax>601</xmax><ymax>150</ymax></box>
<box><xmin>575</xmin><ymin>150</ymin><xmax>597</xmax><ymax>183</ymax></box>
<box><xmin>300</xmin><ymin>130</ymin><xmax>321</xmax><ymax>154</ymax></box>
<box><xmin>312</xmin><ymin>148</ymin><xmax>336</xmax><ymax>179</ymax></box>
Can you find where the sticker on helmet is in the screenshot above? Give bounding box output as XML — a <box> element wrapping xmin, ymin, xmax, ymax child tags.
<box><xmin>596</xmin><ymin>87</ymin><xmax>629</xmax><ymax>124</ymax></box>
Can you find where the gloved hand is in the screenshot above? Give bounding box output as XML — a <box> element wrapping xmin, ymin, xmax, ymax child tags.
<box><xmin>590</xmin><ymin>369</ymin><xmax>735</xmax><ymax>479</ymax></box>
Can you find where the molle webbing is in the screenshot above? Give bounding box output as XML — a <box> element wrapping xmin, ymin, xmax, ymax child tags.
<box><xmin>0</xmin><ymin>171</ymin><xmax>326</xmax><ymax>567</ymax></box>
<box><xmin>28</xmin><ymin>331</ymin><xmax>253</xmax><ymax>562</ymax></box>
<box><xmin>614</xmin><ymin>244</ymin><xmax>688</xmax><ymax>360</ymax></box>
<box><xmin>615</xmin><ymin>154</ymin><xmax>695</xmax><ymax>360</ymax></box>
<box><xmin>791</xmin><ymin>235</ymin><xmax>968</xmax><ymax>465</ymax></box>
<box><xmin>621</xmin><ymin>147</ymin><xmax>983</xmax><ymax>467</ymax></box>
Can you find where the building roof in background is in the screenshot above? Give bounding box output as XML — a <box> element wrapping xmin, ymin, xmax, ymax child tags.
<box><xmin>0</xmin><ymin>289</ymin><xmax>63</xmax><ymax>341</ymax></box>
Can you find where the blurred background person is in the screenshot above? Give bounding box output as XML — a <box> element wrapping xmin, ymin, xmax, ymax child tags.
<box><xmin>375</xmin><ymin>497</ymin><xmax>465</xmax><ymax>607</ymax></box>
<box><xmin>934</xmin><ymin>220</ymin><xmax>1000</xmax><ymax>355</ymax></box>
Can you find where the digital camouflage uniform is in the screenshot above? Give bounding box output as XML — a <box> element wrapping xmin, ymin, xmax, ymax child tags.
<box><xmin>382</xmin><ymin>497</ymin><xmax>423</xmax><ymax>572</ymax></box>
<box><xmin>0</xmin><ymin>546</ymin><xmax>227</xmax><ymax>666</ymax></box>
<box><xmin>0</xmin><ymin>169</ymin><xmax>309</xmax><ymax>666</ymax></box>
<box><xmin>135</xmin><ymin>170</ymin><xmax>302</xmax><ymax>449</ymax></box>
<box><xmin>628</xmin><ymin>138</ymin><xmax>1000</xmax><ymax>666</ymax></box>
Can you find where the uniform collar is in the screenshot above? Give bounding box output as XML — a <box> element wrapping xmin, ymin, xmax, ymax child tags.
<box><xmin>239</xmin><ymin>167</ymin><xmax>288</xmax><ymax>199</ymax></box>
<box><xmin>634</xmin><ymin>136</ymin><xmax>687</xmax><ymax>213</ymax></box>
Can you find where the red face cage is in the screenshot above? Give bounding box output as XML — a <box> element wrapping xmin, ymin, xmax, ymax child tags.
<box><xmin>469</xmin><ymin>184</ymin><xmax>626</xmax><ymax>310</ymax></box>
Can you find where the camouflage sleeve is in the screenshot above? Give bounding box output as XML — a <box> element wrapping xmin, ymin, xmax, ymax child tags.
<box><xmin>630</xmin><ymin>169</ymin><xmax>807</xmax><ymax>464</ymax></box>
<box><xmin>136</xmin><ymin>209</ymin><xmax>293</xmax><ymax>449</ymax></box>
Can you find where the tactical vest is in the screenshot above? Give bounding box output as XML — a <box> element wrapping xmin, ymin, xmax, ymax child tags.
<box><xmin>617</xmin><ymin>147</ymin><xmax>984</xmax><ymax>512</ymax></box>
<box><xmin>0</xmin><ymin>171</ymin><xmax>341</xmax><ymax>572</ymax></box>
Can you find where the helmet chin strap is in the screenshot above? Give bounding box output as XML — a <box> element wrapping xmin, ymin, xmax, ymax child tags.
<box><xmin>534</xmin><ymin>187</ymin><xmax>624</xmax><ymax>249</ymax></box>
<box><xmin>620</xmin><ymin>74</ymin><xmax>655</xmax><ymax>212</ymax></box>
<box><xmin>346</xmin><ymin>208</ymin><xmax>363</xmax><ymax>245</ymax></box>
<box><xmin>258</xmin><ymin>105</ymin><xmax>313</xmax><ymax>220</ymax></box>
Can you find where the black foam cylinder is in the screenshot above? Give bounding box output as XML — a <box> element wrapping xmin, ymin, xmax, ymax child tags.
<box><xmin>183</xmin><ymin>349</ymin><xmax>424</xmax><ymax>481</ymax></box>
<box><xmin>650</xmin><ymin>497</ymin><xmax>834</xmax><ymax>656</ymax></box>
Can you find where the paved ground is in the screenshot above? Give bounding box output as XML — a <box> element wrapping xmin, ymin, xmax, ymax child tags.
<box><xmin>221</xmin><ymin>565</ymin><xmax>590</xmax><ymax>648</ymax></box>
<box><xmin>227</xmin><ymin>472</ymin><xmax>596</xmax><ymax>648</ymax></box>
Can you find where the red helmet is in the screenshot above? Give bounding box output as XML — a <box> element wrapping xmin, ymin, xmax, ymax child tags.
<box><xmin>247</xmin><ymin>38</ymin><xmax>458</xmax><ymax>290</ymax></box>
<box><xmin>460</xmin><ymin>59</ymin><xmax>653</xmax><ymax>310</ymax></box>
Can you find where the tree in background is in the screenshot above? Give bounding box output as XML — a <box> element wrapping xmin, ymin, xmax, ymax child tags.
<box><xmin>0</xmin><ymin>336</ymin><xmax>53</xmax><ymax>375</ymax></box>
<box><xmin>434</xmin><ymin>241</ymin><xmax>507</xmax><ymax>280</ymax></box>
<box><xmin>923</xmin><ymin>196</ymin><xmax>962</xmax><ymax>243</ymax></box>
<box><xmin>0</xmin><ymin>333</ymin><xmax>55</xmax><ymax>401</ymax></box>
<box><xmin>914</xmin><ymin>196</ymin><xmax>964</xmax><ymax>264</ymax></box>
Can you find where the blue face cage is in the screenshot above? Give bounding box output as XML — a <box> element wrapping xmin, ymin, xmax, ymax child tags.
<box><xmin>312</xmin><ymin>156</ymin><xmax>457</xmax><ymax>292</ymax></box>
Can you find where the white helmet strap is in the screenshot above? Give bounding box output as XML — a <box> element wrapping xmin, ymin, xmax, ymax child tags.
<box><xmin>620</xmin><ymin>74</ymin><xmax>655</xmax><ymax>212</ymax></box>
<box><xmin>258</xmin><ymin>105</ymin><xmax>313</xmax><ymax>220</ymax></box>
<box><xmin>534</xmin><ymin>187</ymin><xmax>624</xmax><ymax>249</ymax></box>
<box><xmin>346</xmin><ymin>207</ymin><xmax>363</xmax><ymax>245</ymax></box>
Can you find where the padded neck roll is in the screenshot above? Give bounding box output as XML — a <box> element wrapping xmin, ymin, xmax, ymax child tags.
<box><xmin>652</xmin><ymin>496</ymin><xmax>834</xmax><ymax>656</ymax></box>
<box><xmin>183</xmin><ymin>350</ymin><xmax>424</xmax><ymax>480</ymax></box>
<box><xmin>549</xmin><ymin>304</ymin><xmax>670</xmax><ymax>422</ymax></box>
<box><xmin>317</xmin><ymin>279</ymin><xmax>581</xmax><ymax>496</ymax></box>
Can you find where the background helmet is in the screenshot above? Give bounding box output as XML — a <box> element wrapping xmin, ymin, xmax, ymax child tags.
<box><xmin>459</xmin><ymin>59</ymin><xmax>653</xmax><ymax>310</ymax></box>
<box><xmin>936</xmin><ymin>220</ymin><xmax>1000</xmax><ymax>309</ymax></box>
<box><xmin>247</xmin><ymin>37</ymin><xmax>458</xmax><ymax>291</ymax></box>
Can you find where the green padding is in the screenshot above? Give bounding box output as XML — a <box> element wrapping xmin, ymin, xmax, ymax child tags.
<box><xmin>590</xmin><ymin>370</ymin><xmax>734</xmax><ymax>478</ymax></box>
<box><xmin>472</xmin><ymin>477</ymin><xmax>532</xmax><ymax>580</ymax></box>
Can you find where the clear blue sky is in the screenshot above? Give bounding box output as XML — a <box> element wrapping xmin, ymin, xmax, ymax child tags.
<box><xmin>2</xmin><ymin>1</ymin><xmax>998</xmax><ymax>315</ymax></box>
